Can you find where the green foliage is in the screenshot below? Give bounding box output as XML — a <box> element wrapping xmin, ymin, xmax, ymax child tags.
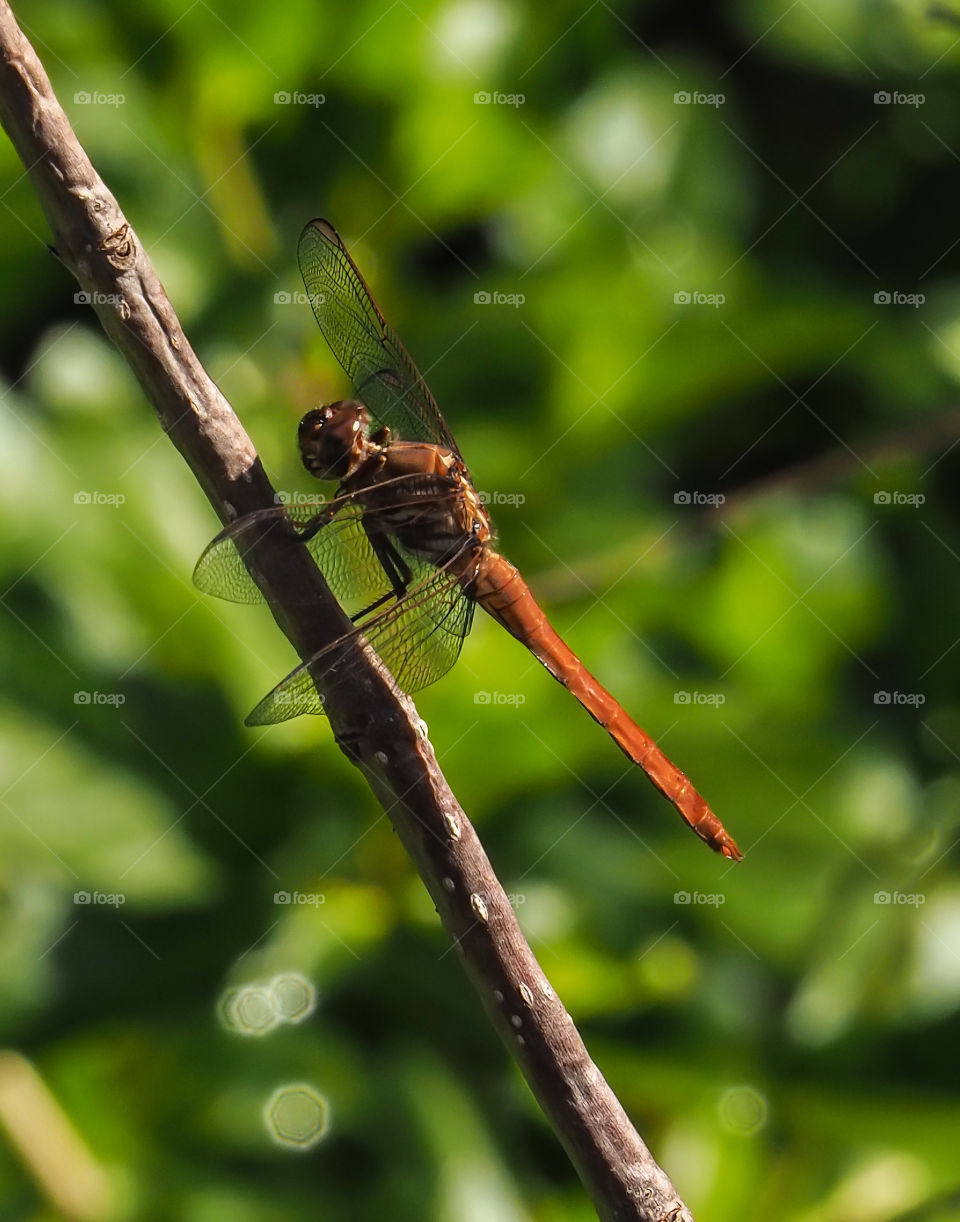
<box><xmin>1</xmin><ymin>1</ymin><xmax>959</xmax><ymax>1219</ymax></box>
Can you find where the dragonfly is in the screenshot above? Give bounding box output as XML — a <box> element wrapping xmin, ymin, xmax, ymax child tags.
<box><xmin>194</xmin><ymin>219</ymin><xmax>742</xmax><ymax>861</ymax></box>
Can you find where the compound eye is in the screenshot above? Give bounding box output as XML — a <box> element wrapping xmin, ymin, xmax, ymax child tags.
<box><xmin>298</xmin><ymin>401</ymin><xmax>369</xmax><ymax>480</ymax></box>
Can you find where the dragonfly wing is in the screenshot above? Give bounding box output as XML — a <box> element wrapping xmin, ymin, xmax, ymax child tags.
<box><xmin>193</xmin><ymin>506</ymin><xmax>293</xmax><ymax>604</ymax></box>
<box><xmin>246</xmin><ymin>664</ymin><xmax>327</xmax><ymax>724</ymax></box>
<box><xmin>369</xmin><ymin>562</ymin><xmax>475</xmax><ymax>696</ymax></box>
<box><xmin>246</xmin><ymin>556</ymin><xmax>475</xmax><ymax>726</ymax></box>
<box><xmin>298</xmin><ymin>219</ymin><xmax>460</xmax><ymax>454</ymax></box>
<box><xmin>194</xmin><ymin>498</ymin><xmax>398</xmax><ymax>615</ymax></box>
<box><xmin>300</xmin><ymin>500</ymin><xmax>400</xmax><ymax>615</ymax></box>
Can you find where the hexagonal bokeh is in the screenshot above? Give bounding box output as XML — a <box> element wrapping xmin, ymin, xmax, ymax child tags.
<box><xmin>264</xmin><ymin>1083</ymin><xmax>329</xmax><ymax>1151</ymax></box>
<box><xmin>222</xmin><ymin>986</ymin><xmax>280</xmax><ymax>1037</ymax></box>
<box><xmin>217</xmin><ymin>973</ymin><xmax>317</xmax><ymax>1036</ymax></box>
<box><xmin>717</xmin><ymin>1086</ymin><xmax>768</xmax><ymax>1136</ymax></box>
<box><xmin>268</xmin><ymin>972</ymin><xmax>317</xmax><ymax>1023</ymax></box>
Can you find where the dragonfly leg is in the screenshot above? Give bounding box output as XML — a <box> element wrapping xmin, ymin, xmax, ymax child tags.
<box><xmin>290</xmin><ymin>504</ymin><xmax>338</xmax><ymax>541</ymax></box>
<box><xmin>350</xmin><ymin>591</ymin><xmax>399</xmax><ymax>622</ymax></box>
<box><xmin>350</xmin><ymin>531</ymin><xmax>413</xmax><ymax>622</ymax></box>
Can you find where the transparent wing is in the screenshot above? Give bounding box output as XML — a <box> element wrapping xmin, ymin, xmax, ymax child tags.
<box><xmin>245</xmin><ymin>554</ymin><xmax>476</xmax><ymax>725</ymax></box>
<box><xmin>298</xmin><ymin>218</ymin><xmax>460</xmax><ymax>454</ymax></box>
<box><xmin>194</xmin><ymin>491</ymin><xmax>408</xmax><ymax>616</ymax></box>
<box><xmin>194</xmin><ymin>504</ymin><xmax>312</xmax><ymax>605</ymax></box>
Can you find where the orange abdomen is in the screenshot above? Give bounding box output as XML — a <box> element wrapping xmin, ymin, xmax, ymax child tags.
<box><xmin>470</xmin><ymin>552</ymin><xmax>741</xmax><ymax>861</ymax></box>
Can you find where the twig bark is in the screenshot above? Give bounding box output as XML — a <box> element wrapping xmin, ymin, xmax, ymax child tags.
<box><xmin>0</xmin><ymin>5</ymin><xmax>695</xmax><ymax>1218</ymax></box>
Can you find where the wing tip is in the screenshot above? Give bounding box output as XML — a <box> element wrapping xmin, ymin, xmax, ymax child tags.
<box><xmin>244</xmin><ymin>675</ymin><xmax>328</xmax><ymax>726</ymax></box>
<box><xmin>300</xmin><ymin>217</ymin><xmax>339</xmax><ymax>246</ymax></box>
<box><xmin>244</xmin><ymin>696</ymin><xmax>292</xmax><ymax>727</ymax></box>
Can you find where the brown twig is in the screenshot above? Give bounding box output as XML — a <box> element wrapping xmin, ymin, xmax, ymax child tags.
<box><xmin>0</xmin><ymin>4</ymin><xmax>696</xmax><ymax>1218</ymax></box>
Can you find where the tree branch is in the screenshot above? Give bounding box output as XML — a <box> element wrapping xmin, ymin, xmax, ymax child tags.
<box><xmin>0</xmin><ymin>5</ymin><xmax>696</xmax><ymax>1218</ymax></box>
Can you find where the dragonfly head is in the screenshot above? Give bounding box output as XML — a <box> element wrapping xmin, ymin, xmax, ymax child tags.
<box><xmin>298</xmin><ymin>400</ymin><xmax>372</xmax><ymax>480</ymax></box>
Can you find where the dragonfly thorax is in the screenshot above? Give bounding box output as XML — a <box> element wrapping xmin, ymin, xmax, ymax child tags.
<box><xmin>299</xmin><ymin>399</ymin><xmax>381</xmax><ymax>481</ymax></box>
